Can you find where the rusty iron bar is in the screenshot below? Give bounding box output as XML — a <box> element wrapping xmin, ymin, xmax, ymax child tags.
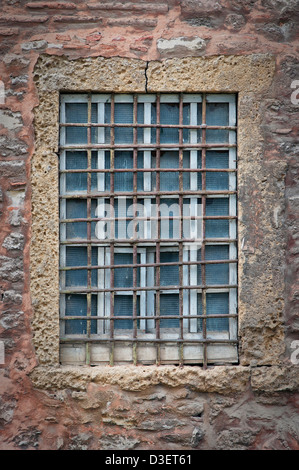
<box><xmin>155</xmin><ymin>94</ymin><xmax>161</xmax><ymax>365</ymax></box>
<box><xmin>60</xmin><ymin>237</ymin><xmax>237</xmax><ymax>244</ymax></box>
<box><xmin>60</xmin><ymin>143</ymin><xmax>237</xmax><ymax>150</ymax></box>
<box><xmin>61</xmin><ymin>313</ymin><xmax>238</xmax><ymax>320</ymax></box>
<box><xmin>109</xmin><ymin>94</ymin><xmax>115</xmax><ymax>366</ymax></box>
<box><xmin>59</xmin><ymin>258</ymin><xmax>237</xmax><ymax>272</ymax></box>
<box><xmin>178</xmin><ymin>93</ymin><xmax>184</xmax><ymax>365</ymax></box>
<box><xmin>60</xmin><ymin>168</ymin><xmax>237</xmax><ymax>173</ymax></box>
<box><xmin>60</xmin><ymin>122</ymin><xmax>237</xmax><ymax>130</ymax></box>
<box><xmin>85</xmin><ymin>93</ymin><xmax>93</xmax><ymax>365</ymax></box>
<box><xmin>60</xmin><ymin>215</ymin><xmax>237</xmax><ymax>223</ymax></box>
<box><xmin>132</xmin><ymin>94</ymin><xmax>138</xmax><ymax>365</ymax></box>
<box><xmin>60</xmin><ymin>337</ymin><xmax>238</xmax><ymax>344</ymax></box>
<box><xmin>59</xmin><ymin>190</ymin><xmax>237</xmax><ymax>198</ymax></box>
<box><xmin>60</xmin><ymin>283</ymin><xmax>238</xmax><ymax>294</ymax></box>
<box><xmin>201</xmin><ymin>93</ymin><xmax>208</xmax><ymax>369</ymax></box>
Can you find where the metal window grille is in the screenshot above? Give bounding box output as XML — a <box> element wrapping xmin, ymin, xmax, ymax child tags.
<box><xmin>59</xmin><ymin>93</ymin><xmax>238</xmax><ymax>367</ymax></box>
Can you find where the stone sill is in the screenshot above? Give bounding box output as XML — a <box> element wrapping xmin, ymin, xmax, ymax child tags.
<box><xmin>29</xmin><ymin>363</ymin><xmax>299</xmax><ymax>394</ymax></box>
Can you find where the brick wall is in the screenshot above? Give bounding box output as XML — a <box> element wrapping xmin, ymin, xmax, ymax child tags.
<box><xmin>0</xmin><ymin>0</ymin><xmax>298</xmax><ymax>450</ymax></box>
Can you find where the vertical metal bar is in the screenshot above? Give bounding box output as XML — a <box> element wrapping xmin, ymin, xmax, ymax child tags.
<box><xmin>109</xmin><ymin>94</ymin><xmax>115</xmax><ymax>366</ymax></box>
<box><xmin>201</xmin><ymin>93</ymin><xmax>207</xmax><ymax>369</ymax></box>
<box><xmin>178</xmin><ymin>93</ymin><xmax>184</xmax><ymax>366</ymax></box>
<box><xmin>156</xmin><ymin>94</ymin><xmax>161</xmax><ymax>365</ymax></box>
<box><xmin>86</xmin><ymin>93</ymin><xmax>92</xmax><ymax>365</ymax></box>
<box><xmin>133</xmin><ymin>94</ymin><xmax>138</xmax><ymax>364</ymax></box>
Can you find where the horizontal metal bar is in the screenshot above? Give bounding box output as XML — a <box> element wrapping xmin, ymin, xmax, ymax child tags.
<box><xmin>60</xmin><ymin>215</ymin><xmax>237</xmax><ymax>223</ymax></box>
<box><xmin>60</xmin><ymin>168</ymin><xmax>237</xmax><ymax>173</ymax></box>
<box><xmin>60</xmin><ymin>123</ymin><xmax>237</xmax><ymax>130</ymax></box>
<box><xmin>60</xmin><ymin>143</ymin><xmax>237</xmax><ymax>150</ymax></box>
<box><xmin>60</xmin><ymin>190</ymin><xmax>237</xmax><ymax>198</ymax></box>
<box><xmin>60</xmin><ymin>238</ymin><xmax>237</xmax><ymax>245</ymax></box>
<box><xmin>60</xmin><ymin>313</ymin><xmax>238</xmax><ymax>320</ymax></box>
<box><xmin>60</xmin><ymin>258</ymin><xmax>238</xmax><ymax>271</ymax></box>
<box><xmin>60</xmin><ymin>337</ymin><xmax>238</xmax><ymax>344</ymax></box>
<box><xmin>60</xmin><ymin>283</ymin><xmax>238</xmax><ymax>294</ymax></box>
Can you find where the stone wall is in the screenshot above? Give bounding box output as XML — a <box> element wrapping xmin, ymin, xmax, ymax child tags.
<box><xmin>0</xmin><ymin>0</ymin><xmax>298</xmax><ymax>451</ymax></box>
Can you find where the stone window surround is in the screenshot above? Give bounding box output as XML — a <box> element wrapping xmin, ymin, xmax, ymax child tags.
<box><xmin>30</xmin><ymin>54</ymin><xmax>287</xmax><ymax>392</ymax></box>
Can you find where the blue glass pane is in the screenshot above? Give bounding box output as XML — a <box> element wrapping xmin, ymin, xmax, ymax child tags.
<box><xmin>206</xmin><ymin>151</ymin><xmax>229</xmax><ymax>190</ymax></box>
<box><xmin>183</xmin><ymin>104</ymin><xmax>190</xmax><ymax>143</ymax></box>
<box><xmin>206</xmin><ymin>245</ymin><xmax>229</xmax><ymax>285</ymax></box>
<box><xmin>65</xmin><ymin>103</ymin><xmax>88</xmax><ymax>144</ymax></box>
<box><xmin>197</xmin><ymin>292</ymin><xmax>229</xmax><ymax>331</ymax></box>
<box><xmin>159</xmin><ymin>198</ymin><xmax>179</xmax><ymax>239</ymax></box>
<box><xmin>91</xmin><ymin>199</ymin><xmax>99</xmax><ymax>239</ymax></box>
<box><xmin>115</xmin><ymin>103</ymin><xmax>133</xmax><ymax>143</ymax></box>
<box><xmin>65</xmin><ymin>294</ymin><xmax>97</xmax><ymax>334</ymax></box>
<box><xmin>91</xmin><ymin>103</ymin><xmax>98</xmax><ymax>144</ymax></box>
<box><xmin>206</xmin><ymin>198</ymin><xmax>229</xmax><ymax>238</ymax></box>
<box><xmin>153</xmin><ymin>151</ymin><xmax>191</xmax><ymax>191</ymax></box>
<box><xmin>206</xmin><ymin>103</ymin><xmax>229</xmax><ymax>143</ymax></box>
<box><xmin>183</xmin><ymin>152</ymin><xmax>191</xmax><ymax>190</ymax></box>
<box><xmin>160</xmin><ymin>103</ymin><xmax>179</xmax><ymax>143</ymax></box>
<box><xmin>197</xmin><ymin>152</ymin><xmax>202</xmax><ymax>189</ymax></box>
<box><xmin>160</xmin><ymin>294</ymin><xmax>180</xmax><ymax>328</ymax></box>
<box><xmin>105</xmin><ymin>151</ymin><xmax>143</xmax><ymax>192</ymax></box>
<box><xmin>197</xmin><ymin>245</ymin><xmax>229</xmax><ymax>285</ymax></box>
<box><xmin>65</xmin><ymin>151</ymin><xmax>87</xmax><ymax>192</ymax></box>
<box><xmin>114</xmin><ymin>198</ymin><xmax>133</xmax><ymax>239</ymax></box>
<box><xmin>91</xmin><ymin>151</ymin><xmax>98</xmax><ymax>191</ymax></box>
<box><xmin>65</xmin><ymin>246</ymin><xmax>87</xmax><ymax>287</ymax></box>
<box><xmin>65</xmin><ymin>246</ymin><xmax>98</xmax><ymax>287</ymax></box>
<box><xmin>159</xmin><ymin>152</ymin><xmax>179</xmax><ymax>191</ymax></box>
<box><xmin>104</xmin><ymin>151</ymin><xmax>111</xmax><ymax>191</ymax></box>
<box><xmin>114</xmin><ymin>295</ymin><xmax>140</xmax><ymax>329</ymax></box>
<box><xmin>160</xmin><ymin>252</ymin><xmax>179</xmax><ymax>286</ymax></box>
<box><xmin>105</xmin><ymin>103</ymin><xmax>111</xmax><ymax>143</ymax></box>
<box><xmin>65</xmin><ymin>200</ymin><xmax>87</xmax><ymax>239</ymax></box>
<box><xmin>114</xmin><ymin>253</ymin><xmax>140</xmax><ymax>288</ymax></box>
<box><xmin>151</xmin><ymin>103</ymin><xmax>157</xmax><ymax>143</ymax></box>
<box><xmin>137</xmin><ymin>103</ymin><xmax>144</xmax><ymax>143</ymax></box>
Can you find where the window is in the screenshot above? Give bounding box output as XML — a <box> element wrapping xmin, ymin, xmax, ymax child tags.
<box><xmin>59</xmin><ymin>93</ymin><xmax>237</xmax><ymax>366</ymax></box>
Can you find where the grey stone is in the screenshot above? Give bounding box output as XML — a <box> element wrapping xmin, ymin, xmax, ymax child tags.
<box><xmin>157</xmin><ymin>36</ymin><xmax>207</xmax><ymax>56</ymax></box>
<box><xmin>0</xmin><ymin>136</ymin><xmax>27</xmax><ymax>156</ymax></box>
<box><xmin>0</xmin><ymin>110</ymin><xmax>23</xmax><ymax>131</ymax></box>
<box><xmin>100</xmin><ymin>434</ymin><xmax>140</xmax><ymax>450</ymax></box>
<box><xmin>0</xmin><ymin>397</ymin><xmax>17</xmax><ymax>426</ymax></box>
<box><xmin>137</xmin><ymin>418</ymin><xmax>184</xmax><ymax>431</ymax></box>
<box><xmin>225</xmin><ymin>14</ymin><xmax>246</xmax><ymax>30</ymax></box>
<box><xmin>69</xmin><ymin>432</ymin><xmax>93</xmax><ymax>450</ymax></box>
<box><xmin>191</xmin><ymin>427</ymin><xmax>205</xmax><ymax>447</ymax></box>
<box><xmin>2</xmin><ymin>233</ymin><xmax>24</xmax><ymax>251</ymax></box>
<box><xmin>0</xmin><ymin>311</ymin><xmax>23</xmax><ymax>330</ymax></box>
<box><xmin>3</xmin><ymin>290</ymin><xmax>22</xmax><ymax>304</ymax></box>
<box><xmin>21</xmin><ymin>40</ymin><xmax>48</xmax><ymax>51</ymax></box>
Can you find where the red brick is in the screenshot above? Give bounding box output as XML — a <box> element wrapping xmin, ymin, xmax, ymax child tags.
<box><xmin>0</xmin><ymin>14</ymin><xmax>49</xmax><ymax>23</ymax></box>
<box><xmin>129</xmin><ymin>44</ymin><xmax>149</xmax><ymax>52</ymax></box>
<box><xmin>107</xmin><ymin>18</ymin><xmax>157</xmax><ymax>28</ymax></box>
<box><xmin>136</xmin><ymin>35</ymin><xmax>154</xmax><ymax>42</ymax></box>
<box><xmin>26</xmin><ymin>2</ymin><xmax>77</xmax><ymax>9</ymax></box>
<box><xmin>0</xmin><ymin>28</ymin><xmax>19</xmax><ymax>36</ymax></box>
<box><xmin>86</xmin><ymin>33</ymin><xmax>102</xmax><ymax>42</ymax></box>
<box><xmin>87</xmin><ymin>2</ymin><xmax>168</xmax><ymax>13</ymax></box>
<box><xmin>62</xmin><ymin>44</ymin><xmax>91</xmax><ymax>50</ymax></box>
<box><xmin>53</xmin><ymin>15</ymin><xmax>102</xmax><ymax>23</ymax></box>
<box><xmin>56</xmin><ymin>34</ymin><xmax>71</xmax><ymax>41</ymax></box>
